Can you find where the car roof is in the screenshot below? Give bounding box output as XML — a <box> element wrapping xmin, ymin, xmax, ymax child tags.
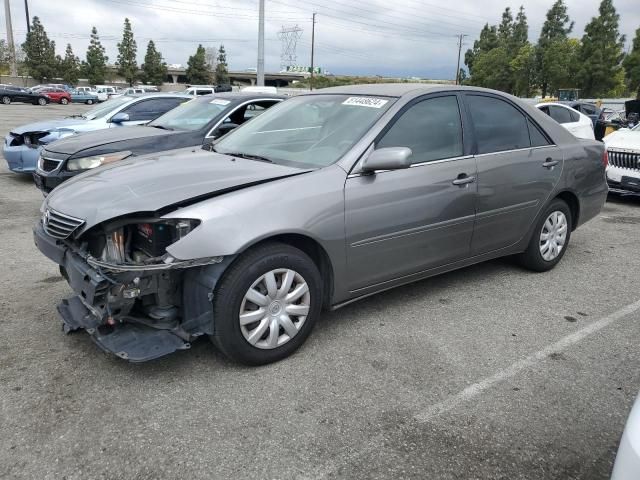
<box><xmin>190</xmin><ymin>92</ymin><xmax>287</xmax><ymax>102</ymax></box>
<box><xmin>304</xmin><ymin>83</ymin><xmax>533</xmax><ymax>99</ymax></box>
<box><xmin>127</xmin><ymin>92</ymin><xmax>193</xmax><ymax>99</ymax></box>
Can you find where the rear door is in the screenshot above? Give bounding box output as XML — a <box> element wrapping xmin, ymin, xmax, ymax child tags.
<box><xmin>344</xmin><ymin>94</ymin><xmax>477</xmax><ymax>291</ymax></box>
<box><xmin>464</xmin><ymin>93</ymin><xmax>562</xmax><ymax>255</ymax></box>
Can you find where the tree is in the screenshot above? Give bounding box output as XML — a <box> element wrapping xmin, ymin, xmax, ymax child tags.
<box><xmin>465</xmin><ymin>24</ymin><xmax>499</xmax><ymax>75</ymax></box>
<box><xmin>83</xmin><ymin>27</ymin><xmax>108</xmax><ymax>85</ymax></box>
<box><xmin>22</xmin><ymin>16</ymin><xmax>57</xmax><ymax>82</ymax></box>
<box><xmin>185</xmin><ymin>44</ymin><xmax>211</xmax><ymax>84</ymax></box>
<box><xmin>141</xmin><ymin>40</ymin><xmax>167</xmax><ymax>86</ymax></box>
<box><xmin>623</xmin><ymin>28</ymin><xmax>640</xmax><ymax>98</ymax></box>
<box><xmin>58</xmin><ymin>44</ymin><xmax>80</xmax><ymax>86</ymax></box>
<box><xmin>536</xmin><ymin>0</ymin><xmax>574</xmax><ymax>96</ymax></box>
<box><xmin>215</xmin><ymin>44</ymin><xmax>229</xmax><ymax>85</ymax></box>
<box><xmin>511</xmin><ymin>6</ymin><xmax>529</xmax><ymax>56</ymax></box>
<box><xmin>117</xmin><ymin>18</ymin><xmax>138</xmax><ymax>86</ymax></box>
<box><xmin>578</xmin><ymin>0</ymin><xmax>625</xmax><ymax>97</ymax></box>
<box><xmin>541</xmin><ymin>38</ymin><xmax>580</xmax><ymax>95</ymax></box>
<box><xmin>0</xmin><ymin>40</ymin><xmax>9</xmax><ymax>74</ymax></box>
<box><xmin>511</xmin><ymin>43</ymin><xmax>536</xmax><ymax>97</ymax></box>
<box><xmin>468</xmin><ymin>46</ymin><xmax>513</xmax><ymax>92</ymax></box>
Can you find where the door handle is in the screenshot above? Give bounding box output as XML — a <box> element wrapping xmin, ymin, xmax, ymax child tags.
<box><xmin>452</xmin><ymin>174</ymin><xmax>476</xmax><ymax>186</ymax></box>
<box><xmin>542</xmin><ymin>158</ymin><xmax>559</xmax><ymax>169</ymax></box>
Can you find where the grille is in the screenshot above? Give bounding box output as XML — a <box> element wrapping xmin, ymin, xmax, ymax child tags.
<box><xmin>42</xmin><ymin>208</ymin><xmax>84</xmax><ymax>239</ymax></box>
<box><xmin>41</xmin><ymin>158</ymin><xmax>61</xmax><ymax>172</ymax></box>
<box><xmin>608</xmin><ymin>150</ymin><xmax>640</xmax><ymax>171</ymax></box>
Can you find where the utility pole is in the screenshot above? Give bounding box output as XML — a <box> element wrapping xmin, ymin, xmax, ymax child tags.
<box><xmin>455</xmin><ymin>34</ymin><xmax>467</xmax><ymax>85</ymax></box>
<box><xmin>257</xmin><ymin>0</ymin><xmax>265</xmax><ymax>87</ymax></box>
<box><xmin>24</xmin><ymin>0</ymin><xmax>30</xmax><ymax>33</ymax></box>
<box><xmin>4</xmin><ymin>0</ymin><xmax>18</xmax><ymax>76</ymax></box>
<box><xmin>309</xmin><ymin>12</ymin><xmax>316</xmax><ymax>91</ymax></box>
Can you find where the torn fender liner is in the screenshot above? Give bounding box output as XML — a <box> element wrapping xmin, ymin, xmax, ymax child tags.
<box><xmin>92</xmin><ymin>324</ymin><xmax>190</xmax><ymax>363</ymax></box>
<box><xmin>57</xmin><ymin>296</ymin><xmax>103</xmax><ymax>333</ymax></box>
<box><xmin>57</xmin><ymin>295</ymin><xmax>190</xmax><ymax>362</ymax></box>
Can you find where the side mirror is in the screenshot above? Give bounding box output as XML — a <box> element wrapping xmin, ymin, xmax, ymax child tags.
<box><xmin>111</xmin><ymin>112</ymin><xmax>130</xmax><ymax>123</ymax></box>
<box><xmin>214</xmin><ymin>122</ymin><xmax>240</xmax><ymax>138</ymax></box>
<box><xmin>361</xmin><ymin>147</ymin><xmax>413</xmax><ymax>173</ymax></box>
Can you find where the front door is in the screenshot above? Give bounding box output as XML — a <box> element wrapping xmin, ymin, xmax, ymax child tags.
<box><xmin>345</xmin><ymin>94</ymin><xmax>477</xmax><ymax>291</ymax></box>
<box><xmin>464</xmin><ymin>93</ymin><xmax>563</xmax><ymax>254</ymax></box>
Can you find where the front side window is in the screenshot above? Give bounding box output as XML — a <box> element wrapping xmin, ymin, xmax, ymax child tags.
<box><xmin>467</xmin><ymin>95</ymin><xmax>530</xmax><ymax>154</ymax></box>
<box><xmin>215</xmin><ymin>94</ymin><xmax>395</xmax><ymax>168</ymax></box>
<box><xmin>122</xmin><ymin>97</ymin><xmax>187</xmax><ymax>121</ymax></box>
<box><xmin>84</xmin><ymin>95</ymin><xmax>135</xmax><ymax>120</ymax></box>
<box><xmin>377</xmin><ymin>95</ymin><xmax>463</xmax><ymax>164</ymax></box>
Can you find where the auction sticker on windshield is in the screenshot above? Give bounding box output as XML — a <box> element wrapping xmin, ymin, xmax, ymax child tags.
<box><xmin>342</xmin><ymin>97</ymin><xmax>389</xmax><ymax>108</ymax></box>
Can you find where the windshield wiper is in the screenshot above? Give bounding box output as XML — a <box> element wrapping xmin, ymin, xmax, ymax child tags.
<box><xmin>224</xmin><ymin>152</ymin><xmax>274</xmax><ymax>163</ymax></box>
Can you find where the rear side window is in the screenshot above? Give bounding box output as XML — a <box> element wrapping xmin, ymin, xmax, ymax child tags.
<box><xmin>549</xmin><ymin>105</ymin><xmax>573</xmax><ymax>124</ymax></box>
<box><xmin>527</xmin><ymin>119</ymin><xmax>550</xmax><ymax>147</ymax></box>
<box><xmin>466</xmin><ymin>95</ymin><xmax>530</xmax><ymax>154</ymax></box>
<box><xmin>580</xmin><ymin>104</ymin><xmax>596</xmax><ymax>115</ymax></box>
<box><xmin>377</xmin><ymin>95</ymin><xmax>463</xmax><ymax>164</ymax></box>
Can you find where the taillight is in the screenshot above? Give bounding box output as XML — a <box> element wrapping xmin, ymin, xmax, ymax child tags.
<box><xmin>602</xmin><ymin>150</ymin><xmax>609</xmax><ymax>167</ymax></box>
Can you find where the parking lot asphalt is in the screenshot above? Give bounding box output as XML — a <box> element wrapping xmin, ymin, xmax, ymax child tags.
<box><xmin>1</xmin><ymin>103</ymin><xmax>640</xmax><ymax>480</ymax></box>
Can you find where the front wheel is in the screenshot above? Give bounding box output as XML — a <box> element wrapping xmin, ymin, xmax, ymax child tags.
<box><xmin>211</xmin><ymin>243</ymin><xmax>322</xmax><ymax>365</ymax></box>
<box><xmin>37</xmin><ymin>97</ymin><xmax>47</xmax><ymax>106</ymax></box>
<box><xmin>60</xmin><ymin>97</ymin><xmax>69</xmax><ymax>105</ymax></box>
<box><xmin>518</xmin><ymin>199</ymin><xmax>572</xmax><ymax>272</ymax></box>
<box><xmin>1</xmin><ymin>96</ymin><xmax>11</xmax><ymax>105</ymax></box>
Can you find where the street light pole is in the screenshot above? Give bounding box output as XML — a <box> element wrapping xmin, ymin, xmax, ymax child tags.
<box><xmin>4</xmin><ymin>0</ymin><xmax>17</xmax><ymax>76</ymax></box>
<box><xmin>310</xmin><ymin>12</ymin><xmax>316</xmax><ymax>91</ymax></box>
<box><xmin>24</xmin><ymin>0</ymin><xmax>30</xmax><ymax>33</ymax></box>
<box><xmin>257</xmin><ymin>0</ymin><xmax>265</xmax><ymax>87</ymax></box>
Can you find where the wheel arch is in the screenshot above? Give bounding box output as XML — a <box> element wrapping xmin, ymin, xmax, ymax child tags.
<box><xmin>554</xmin><ymin>190</ymin><xmax>580</xmax><ymax>231</ymax></box>
<box><xmin>238</xmin><ymin>233</ymin><xmax>335</xmax><ymax>309</ymax></box>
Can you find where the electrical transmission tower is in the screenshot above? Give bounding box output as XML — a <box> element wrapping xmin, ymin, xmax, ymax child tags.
<box><xmin>278</xmin><ymin>25</ymin><xmax>303</xmax><ymax>71</ymax></box>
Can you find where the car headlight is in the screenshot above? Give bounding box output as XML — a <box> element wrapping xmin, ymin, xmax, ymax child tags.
<box><xmin>66</xmin><ymin>151</ymin><xmax>132</xmax><ymax>171</ymax></box>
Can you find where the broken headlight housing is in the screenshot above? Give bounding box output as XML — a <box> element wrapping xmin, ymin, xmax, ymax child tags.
<box><xmin>66</xmin><ymin>151</ymin><xmax>132</xmax><ymax>171</ymax></box>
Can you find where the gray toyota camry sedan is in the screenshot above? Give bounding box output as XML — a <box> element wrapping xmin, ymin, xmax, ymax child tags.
<box><xmin>34</xmin><ymin>84</ymin><xmax>608</xmax><ymax>365</ymax></box>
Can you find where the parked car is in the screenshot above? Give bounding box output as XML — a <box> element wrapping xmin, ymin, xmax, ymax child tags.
<box><xmin>241</xmin><ymin>86</ymin><xmax>278</xmax><ymax>94</ymax></box>
<box><xmin>3</xmin><ymin>93</ymin><xmax>190</xmax><ymax>174</ymax></box>
<box><xmin>215</xmin><ymin>84</ymin><xmax>233</xmax><ymax>93</ymax></box>
<box><xmin>33</xmin><ymin>93</ymin><xmax>284</xmax><ymax>193</ymax></box>
<box><xmin>561</xmin><ymin>101</ymin><xmax>608</xmax><ymax>140</ymax></box>
<box><xmin>37</xmin><ymin>87</ymin><xmax>72</xmax><ymax>105</ymax></box>
<box><xmin>69</xmin><ymin>89</ymin><xmax>99</xmax><ymax>105</ymax></box>
<box><xmin>95</xmin><ymin>85</ymin><xmax>118</xmax><ymax>100</ymax></box>
<box><xmin>0</xmin><ymin>85</ymin><xmax>49</xmax><ymax>106</ymax></box>
<box><xmin>183</xmin><ymin>85</ymin><xmax>215</xmax><ymax>96</ymax></box>
<box><xmin>611</xmin><ymin>391</ymin><xmax>640</xmax><ymax>480</ymax></box>
<box><xmin>604</xmin><ymin>122</ymin><xmax>640</xmax><ymax>194</ymax></box>
<box><xmin>33</xmin><ymin>84</ymin><xmax>607</xmax><ymax>364</ymax></box>
<box><xmin>536</xmin><ymin>102</ymin><xmax>595</xmax><ymax>140</ymax></box>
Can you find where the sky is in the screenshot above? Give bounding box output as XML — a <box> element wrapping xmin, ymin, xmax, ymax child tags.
<box><xmin>1</xmin><ymin>0</ymin><xmax>639</xmax><ymax>80</ymax></box>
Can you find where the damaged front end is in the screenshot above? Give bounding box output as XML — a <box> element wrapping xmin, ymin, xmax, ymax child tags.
<box><xmin>34</xmin><ymin>208</ymin><xmax>232</xmax><ymax>362</ymax></box>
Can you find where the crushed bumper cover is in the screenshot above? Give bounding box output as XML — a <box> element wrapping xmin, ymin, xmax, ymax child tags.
<box><xmin>34</xmin><ymin>221</ymin><xmax>193</xmax><ymax>362</ymax></box>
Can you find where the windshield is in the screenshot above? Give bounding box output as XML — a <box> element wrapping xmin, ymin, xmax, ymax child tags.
<box><xmin>83</xmin><ymin>96</ymin><xmax>134</xmax><ymax>120</ymax></box>
<box><xmin>214</xmin><ymin>94</ymin><xmax>395</xmax><ymax>167</ymax></box>
<box><xmin>149</xmin><ymin>98</ymin><xmax>229</xmax><ymax>131</ymax></box>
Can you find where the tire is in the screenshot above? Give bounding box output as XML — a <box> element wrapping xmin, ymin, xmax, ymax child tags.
<box><xmin>60</xmin><ymin>97</ymin><xmax>69</xmax><ymax>105</ymax></box>
<box><xmin>518</xmin><ymin>198</ymin><xmax>572</xmax><ymax>272</ymax></box>
<box><xmin>37</xmin><ymin>97</ymin><xmax>47</xmax><ymax>106</ymax></box>
<box><xmin>211</xmin><ymin>242</ymin><xmax>323</xmax><ymax>365</ymax></box>
<box><xmin>86</xmin><ymin>99</ymin><xmax>94</xmax><ymax>105</ymax></box>
<box><xmin>1</xmin><ymin>96</ymin><xmax>11</xmax><ymax>105</ymax></box>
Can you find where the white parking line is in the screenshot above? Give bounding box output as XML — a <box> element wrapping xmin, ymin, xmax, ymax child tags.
<box><xmin>302</xmin><ymin>298</ymin><xmax>640</xmax><ymax>480</ymax></box>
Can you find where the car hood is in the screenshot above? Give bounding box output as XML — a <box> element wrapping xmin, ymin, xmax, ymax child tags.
<box><xmin>604</xmin><ymin>129</ymin><xmax>640</xmax><ymax>151</ymax></box>
<box><xmin>11</xmin><ymin>118</ymin><xmax>88</xmax><ymax>135</ymax></box>
<box><xmin>45</xmin><ymin>126</ymin><xmax>176</xmax><ymax>155</ymax></box>
<box><xmin>45</xmin><ymin>148</ymin><xmax>309</xmax><ymax>232</ymax></box>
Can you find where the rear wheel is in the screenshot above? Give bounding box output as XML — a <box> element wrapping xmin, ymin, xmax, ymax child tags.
<box><xmin>86</xmin><ymin>99</ymin><xmax>94</xmax><ymax>105</ymax></box>
<box><xmin>1</xmin><ymin>96</ymin><xmax>11</xmax><ymax>105</ymax></box>
<box><xmin>60</xmin><ymin>97</ymin><xmax>69</xmax><ymax>105</ymax></box>
<box><xmin>210</xmin><ymin>243</ymin><xmax>322</xmax><ymax>365</ymax></box>
<box><xmin>518</xmin><ymin>199</ymin><xmax>572</xmax><ymax>272</ymax></box>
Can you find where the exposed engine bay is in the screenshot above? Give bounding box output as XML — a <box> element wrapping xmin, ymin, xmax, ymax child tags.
<box><xmin>34</xmin><ymin>215</ymin><xmax>232</xmax><ymax>362</ymax></box>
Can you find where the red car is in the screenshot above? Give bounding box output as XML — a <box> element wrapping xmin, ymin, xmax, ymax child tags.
<box><xmin>36</xmin><ymin>87</ymin><xmax>72</xmax><ymax>105</ymax></box>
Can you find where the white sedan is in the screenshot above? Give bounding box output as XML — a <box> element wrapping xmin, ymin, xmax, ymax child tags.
<box><xmin>536</xmin><ymin>102</ymin><xmax>595</xmax><ymax>140</ymax></box>
<box><xmin>611</xmin><ymin>392</ymin><xmax>640</xmax><ymax>479</ymax></box>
